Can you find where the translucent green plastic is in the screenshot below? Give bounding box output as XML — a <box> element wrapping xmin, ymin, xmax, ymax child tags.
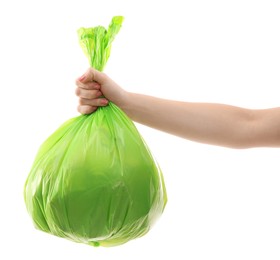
<box><xmin>24</xmin><ymin>16</ymin><xmax>167</xmax><ymax>247</ymax></box>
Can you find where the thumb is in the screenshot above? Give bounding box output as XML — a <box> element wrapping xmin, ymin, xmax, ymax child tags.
<box><xmin>79</xmin><ymin>68</ymin><xmax>106</xmax><ymax>84</ymax></box>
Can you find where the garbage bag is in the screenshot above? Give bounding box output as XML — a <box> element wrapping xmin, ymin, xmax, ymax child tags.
<box><xmin>24</xmin><ymin>16</ymin><xmax>167</xmax><ymax>247</ymax></box>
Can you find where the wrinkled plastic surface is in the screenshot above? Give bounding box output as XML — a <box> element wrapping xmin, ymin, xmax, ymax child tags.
<box><xmin>24</xmin><ymin>16</ymin><xmax>167</xmax><ymax>247</ymax></box>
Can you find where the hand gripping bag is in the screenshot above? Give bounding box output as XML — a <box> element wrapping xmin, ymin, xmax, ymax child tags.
<box><xmin>24</xmin><ymin>16</ymin><xmax>167</xmax><ymax>247</ymax></box>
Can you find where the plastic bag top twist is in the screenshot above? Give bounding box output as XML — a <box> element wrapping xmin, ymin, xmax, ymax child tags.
<box><xmin>77</xmin><ymin>16</ymin><xmax>124</xmax><ymax>71</ymax></box>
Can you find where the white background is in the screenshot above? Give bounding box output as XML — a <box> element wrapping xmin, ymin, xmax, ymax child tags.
<box><xmin>1</xmin><ymin>0</ymin><xmax>280</xmax><ymax>259</ymax></box>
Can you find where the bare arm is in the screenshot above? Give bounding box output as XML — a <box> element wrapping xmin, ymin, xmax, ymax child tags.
<box><xmin>120</xmin><ymin>95</ymin><xmax>280</xmax><ymax>148</ymax></box>
<box><xmin>75</xmin><ymin>68</ymin><xmax>280</xmax><ymax>149</ymax></box>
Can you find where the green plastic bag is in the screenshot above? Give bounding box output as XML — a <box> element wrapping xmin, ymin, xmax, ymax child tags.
<box><xmin>24</xmin><ymin>16</ymin><xmax>167</xmax><ymax>247</ymax></box>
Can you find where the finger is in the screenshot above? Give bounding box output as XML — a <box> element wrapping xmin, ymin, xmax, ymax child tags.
<box><xmin>75</xmin><ymin>88</ymin><xmax>102</xmax><ymax>99</ymax></box>
<box><xmin>75</xmin><ymin>79</ymin><xmax>101</xmax><ymax>90</ymax></box>
<box><xmin>77</xmin><ymin>68</ymin><xmax>107</xmax><ymax>84</ymax></box>
<box><xmin>79</xmin><ymin>98</ymin><xmax>109</xmax><ymax>107</ymax></box>
<box><xmin>77</xmin><ymin>105</ymin><xmax>97</xmax><ymax>115</ymax></box>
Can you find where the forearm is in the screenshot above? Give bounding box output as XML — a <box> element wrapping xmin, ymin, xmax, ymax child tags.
<box><xmin>118</xmin><ymin>93</ymin><xmax>266</xmax><ymax>148</ymax></box>
<box><xmin>76</xmin><ymin>69</ymin><xmax>280</xmax><ymax>148</ymax></box>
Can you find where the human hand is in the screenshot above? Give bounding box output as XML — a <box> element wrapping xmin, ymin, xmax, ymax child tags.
<box><xmin>75</xmin><ymin>68</ymin><xmax>127</xmax><ymax>114</ymax></box>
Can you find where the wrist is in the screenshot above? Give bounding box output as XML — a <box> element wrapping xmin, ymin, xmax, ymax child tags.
<box><xmin>114</xmin><ymin>91</ymin><xmax>131</xmax><ymax>113</ymax></box>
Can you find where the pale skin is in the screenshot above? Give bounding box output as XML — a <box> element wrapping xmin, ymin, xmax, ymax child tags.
<box><xmin>75</xmin><ymin>68</ymin><xmax>280</xmax><ymax>149</ymax></box>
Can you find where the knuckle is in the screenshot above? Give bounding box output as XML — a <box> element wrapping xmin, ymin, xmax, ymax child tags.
<box><xmin>82</xmin><ymin>107</ymin><xmax>91</xmax><ymax>114</ymax></box>
<box><xmin>78</xmin><ymin>105</ymin><xmax>90</xmax><ymax>115</ymax></box>
<box><xmin>75</xmin><ymin>78</ymin><xmax>83</xmax><ymax>87</ymax></box>
<box><xmin>85</xmin><ymin>106</ymin><xmax>96</xmax><ymax>114</ymax></box>
<box><xmin>78</xmin><ymin>98</ymin><xmax>86</xmax><ymax>105</ymax></box>
<box><xmin>77</xmin><ymin>105</ymin><xmax>83</xmax><ymax>114</ymax></box>
<box><xmin>78</xmin><ymin>104</ymin><xmax>97</xmax><ymax>114</ymax></box>
<box><xmin>75</xmin><ymin>88</ymin><xmax>80</xmax><ymax>96</ymax></box>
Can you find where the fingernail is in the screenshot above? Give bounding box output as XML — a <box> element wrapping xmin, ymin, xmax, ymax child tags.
<box><xmin>94</xmin><ymin>83</ymin><xmax>101</xmax><ymax>89</ymax></box>
<box><xmin>79</xmin><ymin>74</ymin><xmax>86</xmax><ymax>81</ymax></box>
<box><xmin>101</xmin><ymin>99</ymin><xmax>109</xmax><ymax>105</ymax></box>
